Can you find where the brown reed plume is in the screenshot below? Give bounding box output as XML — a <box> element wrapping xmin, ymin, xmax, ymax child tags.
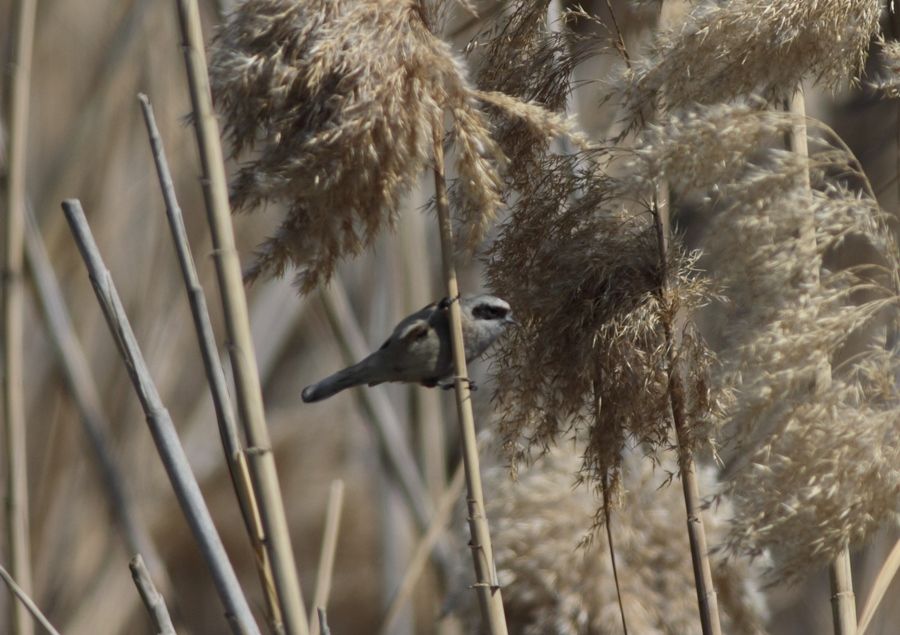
<box><xmin>486</xmin><ymin>149</ymin><xmax>721</xmax><ymax>493</ymax></box>
<box><xmin>209</xmin><ymin>0</ymin><xmax>575</xmax><ymax>292</ymax></box>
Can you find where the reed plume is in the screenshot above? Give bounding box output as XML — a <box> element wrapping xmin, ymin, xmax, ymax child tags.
<box><xmin>487</xmin><ymin>149</ymin><xmax>721</xmax><ymax>493</ymax></box>
<box><xmin>459</xmin><ymin>439</ymin><xmax>768</xmax><ymax>635</ymax></box>
<box><xmin>645</xmin><ymin>102</ymin><xmax>900</xmax><ymax>582</ymax></box>
<box><xmin>623</xmin><ymin>0</ymin><xmax>883</xmax><ymax>126</ymax></box>
<box><xmin>209</xmin><ymin>0</ymin><xmax>574</xmax><ymax>292</ymax></box>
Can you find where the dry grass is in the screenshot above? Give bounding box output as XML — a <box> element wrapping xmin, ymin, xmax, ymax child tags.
<box><xmin>2</xmin><ymin>0</ymin><xmax>900</xmax><ymax>634</ymax></box>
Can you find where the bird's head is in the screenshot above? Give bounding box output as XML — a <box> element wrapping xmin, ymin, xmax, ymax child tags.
<box><xmin>463</xmin><ymin>294</ymin><xmax>517</xmax><ymax>339</ymax></box>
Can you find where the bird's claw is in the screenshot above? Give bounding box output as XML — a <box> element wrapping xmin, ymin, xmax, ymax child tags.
<box><xmin>439</xmin><ymin>377</ymin><xmax>477</xmax><ymax>392</ymax></box>
<box><xmin>438</xmin><ymin>294</ymin><xmax>460</xmax><ymax>311</ymax></box>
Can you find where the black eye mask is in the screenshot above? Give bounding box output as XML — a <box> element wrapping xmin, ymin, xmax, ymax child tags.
<box><xmin>473</xmin><ymin>304</ymin><xmax>508</xmax><ymax>320</ymax></box>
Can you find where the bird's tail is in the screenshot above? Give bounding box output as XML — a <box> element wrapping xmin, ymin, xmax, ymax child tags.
<box><xmin>301</xmin><ymin>360</ymin><xmax>372</xmax><ymax>403</ymax></box>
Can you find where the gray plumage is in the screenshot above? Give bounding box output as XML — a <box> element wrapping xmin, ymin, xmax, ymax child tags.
<box><xmin>301</xmin><ymin>295</ymin><xmax>515</xmax><ymax>402</ymax></box>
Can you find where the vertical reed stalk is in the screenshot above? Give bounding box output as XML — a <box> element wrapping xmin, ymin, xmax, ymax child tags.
<box><xmin>653</xmin><ymin>182</ymin><xmax>723</xmax><ymax>635</ymax></box>
<box><xmin>784</xmin><ymin>87</ymin><xmax>857</xmax><ymax>635</ymax></box>
<box><xmin>432</xmin><ymin>128</ymin><xmax>508</xmax><ymax>635</ymax></box>
<box><xmin>856</xmin><ymin>537</ymin><xmax>900</xmax><ymax>635</ymax></box>
<box><xmin>172</xmin><ymin>2</ymin><xmax>308</xmax><ymax>632</ymax></box>
<box><xmin>137</xmin><ymin>93</ymin><xmax>283</xmax><ymax>632</ymax></box>
<box><xmin>61</xmin><ymin>198</ymin><xmax>260</xmax><ymax>635</ymax></box>
<box><xmin>2</xmin><ymin>1</ymin><xmax>38</xmax><ymax>633</ymax></box>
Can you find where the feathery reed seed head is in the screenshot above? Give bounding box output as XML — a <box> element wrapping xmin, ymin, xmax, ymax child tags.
<box><xmin>464</xmin><ymin>441</ymin><xmax>768</xmax><ymax>634</ymax></box>
<box><xmin>653</xmin><ymin>103</ymin><xmax>900</xmax><ymax>582</ymax></box>
<box><xmin>623</xmin><ymin>0</ymin><xmax>883</xmax><ymax>126</ymax></box>
<box><xmin>210</xmin><ymin>0</ymin><xmax>574</xmax><ymax>291</ymax></box>
<box><xmin>487</xmin><ymin>152</ymin><xmax>721</xmax><ymax>490</ymax></box>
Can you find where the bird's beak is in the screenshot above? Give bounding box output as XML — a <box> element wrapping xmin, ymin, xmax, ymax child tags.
<box><xmin>505</xmin><ymin>315</ymin><xmax>519</xmax><ymax>327</ymax></box>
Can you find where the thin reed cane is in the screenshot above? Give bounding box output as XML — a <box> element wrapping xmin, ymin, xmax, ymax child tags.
<box><xmin>432</xmin><ymin>128</ymin><xmax>509</xmax><ymax>635</ymax></box>
<box><xmin>653</xmin><ymin>183</ymin><xmax>723</xmax><ymax>635</ymax></box>
<box><xmin>309</xmin><ymin>480</ymin><xmax>345</xmax><ymax>635</ymax></box>
<box><xmin>24</xmin><ymin>203</ymin><xmax>171</xmax><ymax>594</ymax></box>
<box><xmin>2</xmin><ymin>1</ymin><xmax>38</xmax><ymax>633</ymax></box>
<box><xmin>171</xmin><ymin>2</ymin><xmax>308</xmax><ymax>632</ymax></box>
<box><xmin>379</xmin><ymin>458</ymin><xmax>466</xmax><ymax>635</ymax></box>
<box><xmin>129</xmin><ymin>555</ymin><xmax>177</xmax><ymax>635</ymax></box>
<box><xmin>0</xmin><ymin>564</ymin><xmax>61</xmax><ymax>635</ymax></box>
<box><xmin>784</xmin><ymin>88</ymin><xmax>858</xmax><ymax>635</ymax></box>
<box><xmin>61</xmin><ymin>198</ymin><xmax>260</xmax><ymax>635</ymax></box>
<box><xmin>857</xmin><ymin>537</ymin><xmax>900</xmax><ymax>635</ymax></box>
<box><xmin>137</xmin><ymin>92</ymin><xmax>283</xmax><ymax>630</ymax></box>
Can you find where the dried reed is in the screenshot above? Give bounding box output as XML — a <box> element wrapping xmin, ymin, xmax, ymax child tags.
<box><xmin>0</xmin><ymin>564</ymin><xmax>61</xmax><ymax>635</ymax></box>
<box><xmin>433</xmin><ymin>125</ymin><xmax>509</xmax><ymax>634</ymax></box>
<box><xmin>62</xmin><ymin>198</ymin><xmax>261</xmax><ymax>634</ymax></box>
<box><xmin>623</xmin><ymin>0</ymin><xmax>883</xmax><ymax>127</ymax></box>
<box><xmin>1</xmin><ymin>1</ymin><xmax>38</xmax><ymax>633</ymax></box>
<box><xmin>465</xmin><ymin>440</ymin><xmax>767</xmax><ymax>635</ymax></box>
<box><xmin>309</xmin><ymin>480</ymin><xmax>344</xmax><ymax>635</ymax></box>
<box><xmin>24</xmin><ymin>205</ymin><xmax>170</xmax><ymax>594</ymax></box>
<box><xmin>129</xmin><ymin>555</ymin><xmax>176</xmax><ymax>635</ymax></box>
<box><xmin>138</xmin><ymin>93</ymin><xmax>282</xmax><ymax>631</ymax></box>
<box><xmin>173</xmin><ymin>1</ymin><xmax>308</xmax><ymax>631</ymax></box>
<box><xmin>643</xmin><ymin>103</ymin><xmax>900</xmax><ymax>587</ymax></box>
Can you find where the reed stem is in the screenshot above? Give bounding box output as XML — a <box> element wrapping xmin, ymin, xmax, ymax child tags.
<box><xmin>129</xmin><ymin>555</ymin><xmax>177</xmax><ymax>635</ymax></box>
<box><xmin>432</xmin><ymin>128</ymin><xmax>508</xmax><ymax>635</ymax></box>
<box><xmin>62</xmin><ymin>198</ymin><xmax>260</xmax><ymax>635</ymax></box>
<box><xmin>138</xmin><ymin>92</ymin><xmax>283</xmax><ymax>631</ymax></box>
<box><xmin>172</xmin><ymin>2</ymin><xmax>309</xmax><ymax>632</ymax></box>
<box><xmin>2</xmin><ymin>1</ymin><xmax>38</xmax><ymax>632</ymax></box>
<box><xmin>653</xmin><ymin>183</ymin><xmax>723</xmax><ymax>635</ymax></box>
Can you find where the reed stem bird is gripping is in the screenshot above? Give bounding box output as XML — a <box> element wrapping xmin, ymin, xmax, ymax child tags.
<box><xmin>302</xmin><ymin>295</ymin><xmax>515</xmax><ymax>402</ymax></box>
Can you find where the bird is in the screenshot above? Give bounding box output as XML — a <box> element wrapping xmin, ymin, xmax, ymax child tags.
<box><xmin>301</xmin><ymin>294</ymin><xmax>515</xmax><ymax>402</ymax></box>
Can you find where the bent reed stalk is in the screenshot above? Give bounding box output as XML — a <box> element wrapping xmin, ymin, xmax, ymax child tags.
<box><xmin>61</xmin><ymin>198</ymin><xmax>260</xmax><ymax>635</ymax></box>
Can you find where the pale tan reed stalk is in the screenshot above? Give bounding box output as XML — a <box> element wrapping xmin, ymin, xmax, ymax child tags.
<box><xmin>432</xmin><ymin>127</ymin><xmax>509</xmax><ymax>635</ymax></box>
<box><xmin>62</xmin><ymin>199</ymin><xmax>259</xmax><ymax>635</ymax></box>
<box><xmin>309</xmin><ymin>480</ymin><xmax>344</xmax><ymax>635</ymax></box>
<box><xmin>857</xmin><ymin>537</ymin><xmax>900</xmax><ymax>635</ymax></box>
<box><xmin>137</xmin><ymin>93</ymin><xmax>283</xmax><ymax>631</ymax></box>
<box><xmin>785</xmin><ymin>87</ymin><xmax>857</xmax><ymax>635</ymax></box>
<box><xmin>171</xmin><ymin>2</ymin><xmax>309</xmax><ymax>632</ymax></box>
<box><xmin>1</xmin><ymin>1</ymin><xmax>38</xmax><ymax>633</ymax></box>
<box><xmin>379</xmin><ymin>458</ymin><xmax>467</xmax><ymax>635</ymax></box>
<box><xmin>24</xmin><ymin>204</ymin><xmax>171</xmax><ymax>595</ymax></box>
<box><xmin>61</xmin><ymin>198</ymin><xmax>260</xmax><ymax>635</ymax></box>
<box><xmin>653</xmin><ymin>181</ymin><xmax>723</xmax><ymax>635</ymax></box>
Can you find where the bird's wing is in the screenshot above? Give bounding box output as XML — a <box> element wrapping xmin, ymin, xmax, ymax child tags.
<box><xmin>378</xmin><ymin>302</ymin><xmax>440</xmax><ymax>351</ymax></box>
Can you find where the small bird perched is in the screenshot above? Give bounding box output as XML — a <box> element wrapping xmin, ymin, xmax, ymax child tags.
<box><xmin>301</xmin><ymin>295</ymin><xmax>515</xmax><ymax>402</ymax></box>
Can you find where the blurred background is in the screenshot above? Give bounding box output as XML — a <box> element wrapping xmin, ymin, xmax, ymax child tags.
<box><xmin>0</xmin><ymin>0</ymin><xmax>898</xmax><ymax>633</ymax></box>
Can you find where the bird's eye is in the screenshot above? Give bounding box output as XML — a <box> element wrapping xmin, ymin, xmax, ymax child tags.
<box><xmin>474</xmin><ymin>304</ymin><xmax>508</xmax><ymax>320</ymax></box>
